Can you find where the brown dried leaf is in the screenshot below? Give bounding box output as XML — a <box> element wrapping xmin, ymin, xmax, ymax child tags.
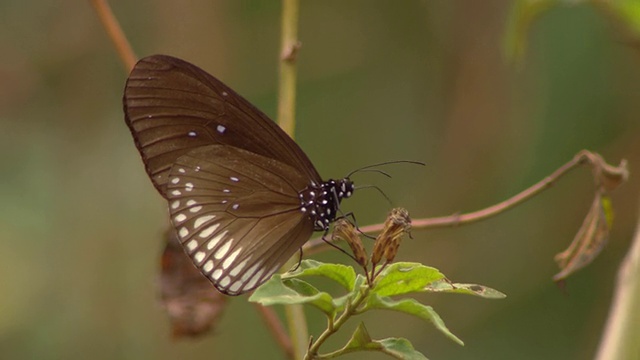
<box><xmin>553</xmin><ymin>193</ymin><xmax>611</xmax><ymax>282</ymax></box>
<box><xmin>159</xmin><ymin>229</ymin><xmax>227</xmax><ymax>338</ymax></box>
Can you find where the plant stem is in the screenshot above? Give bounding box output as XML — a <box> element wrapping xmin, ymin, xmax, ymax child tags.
<box><xmin>89</xmin><ymin>0</ymin><xmax>137</xmax><ymax>71</ymax></box>
<box><xmin>278</xmin><ymin>1</ymin><xmax>307</xmax><ymax>359</ymax></box>
<box><xmin>254</xmin><ymin>304</ymin><xmax>294</xmax><ymax>359</ymax></box>
<box><xmin>277</xmin><ymin>0</ymin><xmax>301</xmax><ymax>137</ymax></box>
<box><xmin>305</xmin><ymin>288</ymin><xmax>369</xmax><ymax>359</ymax></box>
<box><xmin>303</xmin><ymin>150</ymin><xmax>627</xmax><ymax>255</ymax></box>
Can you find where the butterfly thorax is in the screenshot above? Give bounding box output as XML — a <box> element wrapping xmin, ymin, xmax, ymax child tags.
<box><xmin>299</xmin><ymin>178</ymin><xmax>354</xmax><ymax>231</ymax></box>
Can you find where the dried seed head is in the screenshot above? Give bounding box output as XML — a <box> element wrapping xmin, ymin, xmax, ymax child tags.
<box><xmin>372</xmin><ymin>208</ymin><xmax>412</xmax><ymax>265</ymax></box>
<box><xmin>332</xmin><ymin>219</ymin><xmax>368</xmax><ymax>268</ymax></box>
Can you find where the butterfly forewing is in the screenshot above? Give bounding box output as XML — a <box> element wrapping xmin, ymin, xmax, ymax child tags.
<box><xmin>124</xmin><ymin>55</ymin><xmax>321</xmax><ymax>197</ymax></box>
<box><xmin>167</xmin><ymin>145</ymin><xmax>313</xmax><ymax>295</ymax></box>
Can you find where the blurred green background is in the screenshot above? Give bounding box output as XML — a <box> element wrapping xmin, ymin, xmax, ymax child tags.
<box><xmin>1</xmin><ymin>1</ymin><xmax>639</xmax><ymax>359</ymax></box>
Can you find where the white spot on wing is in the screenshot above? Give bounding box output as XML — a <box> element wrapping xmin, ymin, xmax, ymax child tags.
<box><xmin>171</xmin><ymin>178</ymin><xmax>180</xmax><ymax>184</ymax></box>
<box><xmin>178</xmin><ymin>168</ymin><xmax>186</xmax><ymax>174</ymax></box>
<box><xmin>203</xmin><ymin>260</ymin><xmax>214</xmax><ymax>273</ymax></box>
<box><xmin>214</xmin><ymin>241</ymin><xmax>232</xmax><ymax>259</ymax></box>
<box><xmin>229</xmin><ymin>282</ymin><xmax>242</xmax><ymax>293</ymax></box>
<box><xmin>185</xmin><ymin>182</ymin><xmax>194</xmax><ymax>191</ymax></box>
<box><xmin>194</xmin><ymin>215</ymin><xmax>215</xmax><ymax>229</ymax></box>
<box><xmin>230</xmin><ymin>258</ymin><xmax>249</xmax><ymax>277</ymax></box>
<box><xmin>230</xmin><ymin>176</ymin><xmax>239</xmax><ymax>182</ymax></box>
<box><xmin>221</xmin><ymin>91</ymin><xmax>228</xmax><ymax>97</ymax></box>
<box><xmin>222</xmin><ymin>189</ymin><xmax>230</xmax><ymax>193</ymax></box>
<box><xmin>174</xmin><ymin>214</ymin><xmax>187</xmax><ymax>223</ymax></box>
<box><xmin>232</xmin><ymin>204</ymin><xmax>239</xmax><ymax>210</ymax></box>
<box><xmin>186</xmin><ymin>239</ymin><xmax>198</xmax><ymax>252</ymax></box>
<box><xmin>241</xmin><ymin>263</ymin><xmax>261</xmax><ymax>282</ymax></box>
<box><xmin>220</xmin><ymin>276</ymin><xmax>231</xmax><ymax>287</ymax></box>
<box><xmin>190</xmin><ymin>205</ymin><xmax>203</xmax><ymax>213</ymax></box>
<box><xmin>211</xmin><ymin>269</ymin><xmax>223</xmax><ymax>280</ymax></box>
<box><xmin>171</xmin><ymin>200</ymin><xmax>180</xmax><ymax>209</ymax></box>
<box><xmin>202</xmin><ymin>224</ymin><xmax>222</xmax><ymax>240</ymax></box>
<box><xmin>178</xmin><ymin>227</ymin><xmax>189</xmax><ymax>238</ymax></box>
<box><xmin>223</xmin><ymin>248</ymin><xmax>242</xmax><ymax>269</ymax></box>
<box><xmin>194</xmin><ymin>251</ymin><xmax>205</xmax><ymax>263</ymax></box>
<box><xmin>188</xmin><ymin>131</ymin><xmax>197</xmax><ymax>137</ymax></box>
<box><xmin>245</xmin><ymin>269</ymin><xmax>266</xmax><ymax>290</ymax></box>
<box><xmin>186</xmin><ymin>200</ymin><xmax>196</xmax><ymax>206</ymax></box>
<box><xmin>217</xmin><ymin>125</ymin><xmax>226</xmax><ymax>134</ymax></box>
<box><xmin>171</xmin><ymin>190</ymin><xmax>181</xmax><ymax>196</ymax></box>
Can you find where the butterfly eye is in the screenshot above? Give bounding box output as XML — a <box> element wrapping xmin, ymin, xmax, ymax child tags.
<box><xmin>124</xmin><ymin>55</ymin><xmax>353</xmax><ymax>295</ymax></box>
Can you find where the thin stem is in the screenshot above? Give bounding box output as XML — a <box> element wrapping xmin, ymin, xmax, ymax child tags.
<box><xmin>278</xmin><ymin>1</ymin><xmax>307</xmax><ymax>359</ymax></box>
<box><xmin>254</xmin><ymin>304</ymin><xmax>294</xmax><ymax>359</ymax></box>
<box><xmin>89</xmin><ymin>0</ymin><xmax>137</xmax><ymax>71</ymax></box>
<box><xmin>305</xmin><ymin>289</ymin><xmax>369</xmax><ymax>359</ymax></box>
<box><xmin>304</xmin><ymin>150</ymin><xmax>624</xmax><ymax>255</ymax></box>
<box><xmin>277</xmin><ymin>0</ymin><xmax>301</xmax><ymax>136</ymax></box>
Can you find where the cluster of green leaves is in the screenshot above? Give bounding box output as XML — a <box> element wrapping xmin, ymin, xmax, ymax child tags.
<box><xmin>249</xmin><ymin>260</ymin><xmax>505</xmax><ymax>359</ymax></box>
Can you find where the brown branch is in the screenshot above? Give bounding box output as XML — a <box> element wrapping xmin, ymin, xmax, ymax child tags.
<box><xmin>254</xmin><ymin>304</ymin><xmax>294</xmax><ymax>359</ymax></box>
<box><xmin>304</xmin><ymin>150</ymin><xmax>628</xmax><ymax>255</ymax></box>
<box><xmin>89</xmin><ymin>0</ymin><xmax>137</xmax><ymax>71</ymax></box>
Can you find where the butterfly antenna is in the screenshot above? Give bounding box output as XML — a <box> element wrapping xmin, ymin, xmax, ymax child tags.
<box><xmin>353</xmin><ymin>168</ymin><xmax>392</xmax><ymax>179</ymax></box>
<box><xmin>354</xmin><ymin>184</ymin><xmax>393</xmax><ymax>206</ymax></box>
<box><xmin>346</xmin><ymin>160</ymin><xmax>425</xmax><ymax>178</ymax></box>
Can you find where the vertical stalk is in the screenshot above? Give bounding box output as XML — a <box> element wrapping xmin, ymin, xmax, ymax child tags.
<box><xmin>277</xmin><ymin>1</ymin><xmax>307</xmax><ymax>359</ymax></box>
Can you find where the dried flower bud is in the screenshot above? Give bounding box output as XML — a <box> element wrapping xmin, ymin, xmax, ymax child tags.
<box><xmin>372</xmin><ymin>208</ymin><xmax>412</xmax><ymax>266</ymax></box>
<box><xmin>332</xmin><ymin>219</ymin><xmax>368</xmax><ymax>268</ymax></box>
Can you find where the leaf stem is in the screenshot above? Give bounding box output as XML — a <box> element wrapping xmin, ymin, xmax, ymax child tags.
<box><xmin>306</xmin><ymin>288</ymin><xmax>369</xmax><ymax>359</ymax></box>
<box><xmin>304</xmin><ymin>150</ymin><xmax>628</xmax><ymax>254</ymax></box>
<box><xmin>89</xmin><ymin>0</ymin><xmax>137</xmax><ymax>71</ymax></box>
<box><xmin>254</xmin><ymin>304</ymin><xmax>294</xmax><ymax>359</ymax></box>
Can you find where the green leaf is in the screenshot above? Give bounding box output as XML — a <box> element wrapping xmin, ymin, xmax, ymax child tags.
<box><xmin>248</xmin><ymin>275</ymin><xmax>336</xmax><ymax>316</ymax></box>
<box><xmin>343</xmin><ymin>322</ymin><xmax>374</xmax><ymax>350</ymax></box>
<box><xmin>333</xmin><ymin>323</ymin><xmax>428</xmax><ymax>359</ymax></box>
<box><xmin>282</xmin><ymin>259</ymin><xmax>356</xmax><ymax>291</ymax></box>
<box><xmin>378</xmin><ymin>338</ymin><xmax>429</xmax><ymax>360</ymax></box>
<box><xmin>425</xmin><ymin>280</ymin><xmax>507</xmax><ymax>299</ymax></box>
<box><xmin>365</xmin><ymin>294</ymin><xmax>464</xmax><ymax>346</ymax></box>
<box><xmin>374</xmin><ymin>262</ymin><xmax>445</xmax><ymax>297</ymax></box>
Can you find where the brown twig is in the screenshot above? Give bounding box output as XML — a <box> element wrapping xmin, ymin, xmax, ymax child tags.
<box><xmin>89</xmin><ymin>0</ymin><xmax>137</xmax><ymax>71</ymax></box>
<box><xmin>254</xmin><ymin>304</ymin><xmax>294</xmax><ymax>359</ymax></box>
<box><xmin>304</xmin><ymin>150</ymin><xmax>627</xmax><ymax>255</ymax></box>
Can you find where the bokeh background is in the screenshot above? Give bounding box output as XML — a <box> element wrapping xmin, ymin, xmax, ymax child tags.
<box><xmin>1</xmin><ymin>1</ymin><xmax>639</xmax><ymax>359</ymax></box>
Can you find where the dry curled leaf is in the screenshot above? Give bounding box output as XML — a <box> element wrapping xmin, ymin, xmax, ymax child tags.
<box><xmin>552</xmin><ymin>151</ymin><xmax>628</xmax><ymax>282</ymax></box>
<box><xmin>160</xmin><ymin>229</ymin><xmax>227</xmax><ymax>338</ymax></box>
<box><xmin>553</xmin><ymin>193</ymin><xmax>612</xmax><ymax>282</ymax></box>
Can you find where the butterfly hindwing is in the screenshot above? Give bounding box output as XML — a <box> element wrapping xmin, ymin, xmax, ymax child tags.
<box><xmin>166</xmin><ymin>144</ymin><xmax>313</xmax><ymax>294</ymax></box>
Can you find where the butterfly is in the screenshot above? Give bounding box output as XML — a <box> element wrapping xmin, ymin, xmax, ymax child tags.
<box><xmin>123</xmin><ymin>55</ymin><xmax>353</xmax><ymax>295</ymax></box>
